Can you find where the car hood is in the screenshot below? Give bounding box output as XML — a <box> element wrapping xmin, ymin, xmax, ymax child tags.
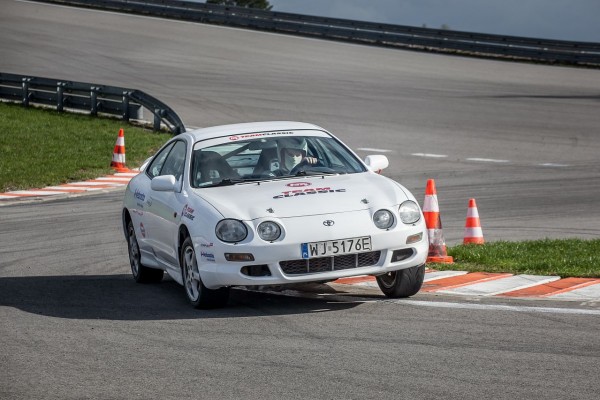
<box><xmin>191</xmin><ymin>173</ymin><xmax>411</xmax><ymax>220</ymax></box>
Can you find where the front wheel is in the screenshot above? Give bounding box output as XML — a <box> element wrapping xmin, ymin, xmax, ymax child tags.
<box><xmin>180</xmin><ymin>237</ymin><xmax>230</xmax><ymax>309</ymax></box>
<box><xmin>376</xmin><ymin>264</ymin><xmax>425</xmax><ymax>298</ymax></box>
<box><xmin>127</xmin><ymin>220</ymin><xmax>163</xmax><ymax>283</ymax></box>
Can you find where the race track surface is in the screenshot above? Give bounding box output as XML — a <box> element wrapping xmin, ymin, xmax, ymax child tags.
<box><xmin>2</xmin><ymin>0</ymin><xmax>600</xmax><ymax>243</ymax></box>
<box><xmin>1</xmin><ymin>1</ymin><xmax>599</xmax><ymax>399</ymax></box>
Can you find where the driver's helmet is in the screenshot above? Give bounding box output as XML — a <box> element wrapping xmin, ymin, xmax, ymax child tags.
<box><xmin>278</xmin><ymin>137</ymin><xmax>307</xmax><ymax>171</ymax></box>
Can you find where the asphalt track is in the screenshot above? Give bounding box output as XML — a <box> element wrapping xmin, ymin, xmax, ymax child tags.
<box><xmin>1</xmin><ymin>1</ymin><xmax>600</xmax><ymax>399</ymax></box>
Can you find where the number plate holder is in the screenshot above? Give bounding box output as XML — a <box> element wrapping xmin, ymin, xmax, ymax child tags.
<box><xmin>301</xmin><ymin>236</ymin><xmax>372</xmax><ymax>259</ymax></box>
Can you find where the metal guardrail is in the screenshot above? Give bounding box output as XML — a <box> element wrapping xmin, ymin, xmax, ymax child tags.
<box><xmin>0</xmin><ymin>73</ymin><xmax>186</xmax><ymax>135</ymax></box>
<box><xmin>35</xmin><ymin>0</ymin><xmax>600</xmax><ymax>66</ymax></box>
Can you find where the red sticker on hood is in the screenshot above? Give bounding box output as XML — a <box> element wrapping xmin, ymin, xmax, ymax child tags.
<box><xmin>286</xmin><ymin>182</ymin><xmax>311</xmax><ymax>187</ymax></box>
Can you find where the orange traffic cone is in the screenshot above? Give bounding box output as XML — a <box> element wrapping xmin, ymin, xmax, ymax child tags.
<box><xmin>110</xmin><ymin>128</ymin><xmax>129</xmax><ymax>172</ymax></box>
<box><xmin>423</xmin><ymin>179</ymin><xmax>454</xmax><ymax>263</ymax></box>
<box><xmin>464</xmin><ymin>198</ymin><xmax>484</xmax><ymax>244</ymax></box>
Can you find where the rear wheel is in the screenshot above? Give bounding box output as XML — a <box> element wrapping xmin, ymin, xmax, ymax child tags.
<box><xmin>127</xmin><ymin>220</ymin><xmax>163</xmax><ymax>283</ymax></box>
<box><xmin>180</xmin><ymin>237</ymin><xmax>229</xmax><ymax>309</ymax></box>
<box><xmin>376</xmin><ymin>264</ymin><xmax>425</xmax><ymax>298</ymax></box>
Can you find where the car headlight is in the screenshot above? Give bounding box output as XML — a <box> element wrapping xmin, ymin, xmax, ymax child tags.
<box><xmin>373</xmin><ymin>209</ymin><xmax>394</xmax><ymax>229</ymax></box>
<box><xmin>257</xmin><ymin>221</ymin><xmax>281</xmax><ymax>241</ymax></box>
<box><xmin>215</xmin><ymin>219</ymin><xmax>248</xmax><ymax>243</ymax></box>
<box><xmin>399</xmin><ymin>201</ymin><xmax>421</xmax><ymax>224</ymax></box>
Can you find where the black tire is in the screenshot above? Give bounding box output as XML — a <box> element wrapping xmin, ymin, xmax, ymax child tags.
<box><xmin>376</xmin><ymin>264</ymin><xmax>425</xmax><ymax>298</ymax></box>
<box><xmin>126</xmin><ymin>220</ymin><xmax>164</xmax><ymax>283</ymax></box>
<box><xmin>180</xmin><ymin>236</ymin><xmax>229</xmax><ymax>309</ymax></box>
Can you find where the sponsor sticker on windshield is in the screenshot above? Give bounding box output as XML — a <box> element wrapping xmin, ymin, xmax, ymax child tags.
<box><xmin>228</xmin><ymin>131</ymin><xmax>294</xmax><ymax>141</ymax></box>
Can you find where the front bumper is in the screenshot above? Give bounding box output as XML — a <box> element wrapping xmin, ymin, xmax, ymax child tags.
<box><xmin>195</xmin><ymin>227</ymin><xmax>428</xmax><ymax>289</ymax></box>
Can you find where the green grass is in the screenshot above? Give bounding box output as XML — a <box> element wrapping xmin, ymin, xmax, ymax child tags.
<box><xmin>0</xmin><ymin>102</ymin><xmax>172</xmax><ymax>192</ymax></box>
<box><xmin>434</xmin><ymin>239</ymin><xmax>600</xmax><ymax>278</ymax></box>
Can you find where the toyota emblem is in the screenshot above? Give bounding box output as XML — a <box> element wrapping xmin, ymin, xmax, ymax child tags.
<box><xmin>323</xmin><ymin>220</ymin><xmax>335</xmax><ymax>227</ymax></box>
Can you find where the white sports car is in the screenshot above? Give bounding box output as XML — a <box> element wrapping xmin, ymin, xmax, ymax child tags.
<box><xmin>122</xmin><ymin>122</ymin><xmax>428</xmax><ymax>308</ymax></box>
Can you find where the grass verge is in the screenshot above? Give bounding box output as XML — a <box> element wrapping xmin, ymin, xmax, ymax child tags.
<box><xmin>433</xmin><ymin>239</ymin><xmax>600</xmax><ymax>278</ymax></box>
<box><xmin>0</xmin><ymin>102</ymin><xmax>172</xmax><ymax>192</ymax></box>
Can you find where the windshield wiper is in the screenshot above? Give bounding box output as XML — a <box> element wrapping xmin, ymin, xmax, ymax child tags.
<box><xmin>205</xmin><ymin>178</ymin><xmax>262</xmax><ymax>187</ymax></box>
<box><xmin>293</xmin><ymin>170</ymin><xmax>338</xmax><ymax>177</ymax></box>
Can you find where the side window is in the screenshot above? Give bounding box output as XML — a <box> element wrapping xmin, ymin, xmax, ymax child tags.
<box><xmin>147</xmin><ymin>142</ymin><xmax>175</xmax><ymax>179</ymax></box>
<box><xmin>161</xmin><ymin>141</ymin><xmax>187</xmax><ymax>185</ymax></box>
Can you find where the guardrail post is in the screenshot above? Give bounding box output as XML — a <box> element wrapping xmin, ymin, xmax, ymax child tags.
<box><xmin>122</xmin><ymin>91</ymin><xmax>130</xmax><ymax>122</ymax></box>
<box><xmin>154</xmin><ymin>109</ymin><xmax>164</xmax><ymax>131</ymax></box>
<box><xmin>21</xmin><ymin>78</ymin><xmax>31</xmax><ymax>107</ymax></box>
<box><xmin>57</xmin><ymin>82</ymin><xmax>66</xmax><ymax>112</ymax></box>
<box><xmin>90</xmin><ymin>86</ymin><xmax>99</xmax><ymax>116</ymax></box>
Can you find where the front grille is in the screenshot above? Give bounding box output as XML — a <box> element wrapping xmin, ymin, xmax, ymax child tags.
<box><xmin>279</xmin><ymin>251</ymin><xmax>381</xmax><ymax>275</ymax></box>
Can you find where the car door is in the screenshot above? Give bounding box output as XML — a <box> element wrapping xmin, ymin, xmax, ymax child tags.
<box><xmin>143</xmin><ymin>141</ymin><xmax>175</xmax><ymax>262</ymax></box>
<box><xmin>127</xmin><ymin>172</ymin><xmax>154</xmax><ymax>258</ymax></box>
<box><xmin>146</xmin><ymin>140</ymin><xmax>188</xmax><ymax>268</ymax></box>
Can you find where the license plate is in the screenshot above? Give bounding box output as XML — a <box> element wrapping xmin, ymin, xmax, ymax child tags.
<box><xmin>301</xmin><ymin>236</ymin><xmax>372</xmax><ymax>259</ymax></box>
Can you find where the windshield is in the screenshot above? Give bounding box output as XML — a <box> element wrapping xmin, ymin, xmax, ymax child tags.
<box><xmin>191</xmin><ymin>134</ymin><xmax>366</xmax><ymax>188</ymax></box>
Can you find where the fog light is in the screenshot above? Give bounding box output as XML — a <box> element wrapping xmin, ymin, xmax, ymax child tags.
<box><xmin>241</xmin><ymin>265</ymin><xmax>271</xmax><ymax>277</ymax></box>
<box><xmin>391</xmin><ymin>249</ymin><xmax>414</xmax><ymax>263</ymax></box>
<box><xmin>406</xmin><ymin>232</ymin><xmax>423</xmax><ymax>244</ymax></box>
<box><xmin>225</xmin><ymin>253</ymin><xmax>255</xmax><ymax>262</ymax></box>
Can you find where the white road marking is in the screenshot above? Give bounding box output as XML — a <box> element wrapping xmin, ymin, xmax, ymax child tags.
<box><xmin>424</xmin><ymin>270</ymin><xmax>469</xmax><ymax>282</ymax></box>
<box><xmin>250</xmin><ymin>284</ymin><xmax>600</xmax><ymax>314</ymax></box>
<box><xmin>94</xmin><ymin>177</ymin><xmax>132</xmax><ymax>182</ymax></box>
<box><xmin>466</xmin><ymin>158</ymin><xmax>510</xmax><ymax>163</ymax></box>
<box><xmin>351</xmin><ymin>281</ymin><xmax>380</xmax><ymax>288</ymax></box>
<box><xmin>265</xmin><ymin>288</ymin><xmax>600</xmax><ymax>315</ymax></box>
<box><xmin>43</xmin><ymin>186</ymin><xmax>85</xmax><ymax>191</ymax></box>
<box><xmin>395</xmin><ymin>300</ymin><xmax>600</xmax><ymax>316</ymax></box>
<box><xmin>46</xmin><ymin>186</ymin><xmax>103</xmax><ymax>191</ymax></box>
<box><xmin>547</xmin><ymin>282</ymin><xmax>600</xmax><ymax>300</ymax></box>
<box><xmin>436</xmin><ymin>274</ymin><xmax>560</xmax><ymax>296</ymax></box>
<box><xmin>408</xmin><ymin>153</ymin><xmax>569</xmax><ymax>169</ymax></box>
<box><xmin>538</xmin><ymin>163</ymin><xmax>570</xmax><ymax>167</ymax></box>
<box><xmin>357</xmin><ymin>148</ymin><xmax>393</xmax><ymax>153</ymax></box>
<box><xmin>4</xmin><ymin>190</ymin><xmax>66</xmax><ymax>196</ymax></box>
<box><xmin>67</xmin><ymin>182</ymin><xmax>123</xmax><ymax>186</ymax></box>
<box><xmin>411</xmin><ymin>153</ymin><xmax>448</xmax><ymax>158</ymax></box>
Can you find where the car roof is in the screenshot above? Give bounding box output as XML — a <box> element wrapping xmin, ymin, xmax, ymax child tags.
<box><xmin>185</xmin><ymin>121</ymin><xmax>328</xmax><ymax>141</ymax></box>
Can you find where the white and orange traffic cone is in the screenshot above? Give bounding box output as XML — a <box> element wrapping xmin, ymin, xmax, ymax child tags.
<box><xmin>423</xmin><ymin>179</ymin><xmax>454</xmax><ymax>263</ymax></box>
<box><xmin>464</xmin><ymin>198</ymin><xmax>484</xmax><ymax>244</ymax></box>
<box><xmin>110</xmin><ymin>128</ymin><xmax>129</xmax><ymax>172</ymax></box>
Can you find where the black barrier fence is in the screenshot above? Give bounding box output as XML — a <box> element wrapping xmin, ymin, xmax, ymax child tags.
<box><xmin>0</xmin><ymin>73</ymin><xmax>186</xmax><ymax>135</ymax></box>
<box><xmin>34</xmin><ymin>0</ymin><xmax>600</xmax><ymax>66</ymax></box>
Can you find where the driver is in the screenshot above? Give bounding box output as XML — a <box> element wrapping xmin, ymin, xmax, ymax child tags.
<box><xmin>278</xmin><ymin>137</ymin><xmax>318</xmax><ymax>174</ymax></box>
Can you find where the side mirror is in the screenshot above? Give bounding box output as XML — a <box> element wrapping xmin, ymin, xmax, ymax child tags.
<box><xmin>364</xmin><ymin>155</ymin><xmax>389</xmax><ymax>174</ymax></box>
<box><xmin>151</xmin><ymin>175</ymin><xmax>177</xmax><ymax>192</ymax></box>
